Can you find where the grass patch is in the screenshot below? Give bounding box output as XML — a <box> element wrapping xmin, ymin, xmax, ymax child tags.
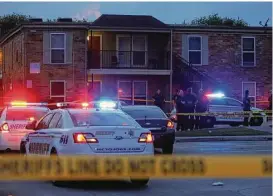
<box><xmin>175</xmin><ymin>127</ymin><xmax>271</xmax><ymax>137</ymax></box>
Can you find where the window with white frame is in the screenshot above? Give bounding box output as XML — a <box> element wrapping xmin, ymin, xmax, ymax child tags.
<box><xmin>242</xmin><ymin>37</ymin><xmax>255</xmax><ymax>66</ymax></box>
<box><xmin>118</xmin><ymin>81</ymin><xmax>132</xmax><ymax>105</ymax></box>
<box><xmin>50</xmin><ymin>81</ymin><xmax>66</xmax><ymax>102</ymax></box>
<box><xmin>50</xmin><ymin>33</ymin><xmax>65</xmax><ymax>64</ymax></box>
<box><xmin>117</xmin><ymin>35</ymin><xmax>147</xmax><ymax>67</ymax></box>
<box><xmin>188</xmin><ymin>36</ymin><xmax>202</xmax><ymax>65</ymax></box>
<box><xmin>133</xmin><ymin>81</ymin><xmax>147</xmax><ymax>105</ymax></box>
<box><xmin>242</xmin><ymin>82</ymin><xmax>256</xmax><ymax>107</ymax></box>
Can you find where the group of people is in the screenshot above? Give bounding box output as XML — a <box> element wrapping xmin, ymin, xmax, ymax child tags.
<box><xmin>152</xmin><ymin>88</ymin><xmax>209</xmax><ymax>131</ymax></box>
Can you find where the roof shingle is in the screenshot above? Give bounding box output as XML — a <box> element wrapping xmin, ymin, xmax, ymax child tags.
<box><xmin>91</xmin><ymin>14</ymin><xmax>168</xmax><ymax>29</ymax></box>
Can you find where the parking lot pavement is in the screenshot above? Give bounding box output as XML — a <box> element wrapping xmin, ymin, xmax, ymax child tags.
<box><xmin>0</xmin><ymin>141</ymin><xmax>271</xmax><ymax>196</ymax></box>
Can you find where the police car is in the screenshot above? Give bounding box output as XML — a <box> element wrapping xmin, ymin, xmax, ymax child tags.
<box><xmin>0</xmin><ymin>101</ymin><xmax>50</xmax><ymax>152</ymax></box>
<box><xmin>170</xmin><ymin>93</ymin><xmax>267</xmax><ymax>128</ymax></box>
<box><xmin>22</xmin><ymin>102</ymin><xmax>154</xmax><ymax>187</ymax></box>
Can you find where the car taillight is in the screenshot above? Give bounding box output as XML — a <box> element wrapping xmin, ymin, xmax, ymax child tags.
<box><xmin>29</xmin><ymin>117</ymin><xmax>35</xmax><ymax>122</ymax></box>
<box><xmin>73</xmin><ymin>133</ymin><xmax>98</xmax><ymax>143</ymax></box>
<box><xmin>1</xmin><ymin>123</ymin><xmax>9</xmax><ymax>132</ymax></box>
<box><xmin>167</xmin><ymin>121</ymin><xmax>174</xmax><ymax>129</ymax></box>
<box><xmin>138</xmin><ymin>133</ymin><xmax>153</xmax><ymax>143</ymax></box>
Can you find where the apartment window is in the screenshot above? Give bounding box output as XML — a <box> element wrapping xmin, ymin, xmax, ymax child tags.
<box><xmin>118</xmin><ymin>81</ymin><xmax>132</xmax><ymax>105</ymax></box>
<box><xmin>242</xmin><ymin>82</ymin><xmax>256</xmax><ymax>107</ymax></box>
<box><xmin>50</xmin><ymin>33</ymin><xmax>65</xmax><ymax>64</ymax></box>
<box><xmin>118</xmin><ymin>81</ymin><xmax>147</xmax><ymax>105</ymax></box>
<box><xmin>50</xmin><ymin>81</ymin><xmax>66</xmax><ymax>102</ymax></box>
<box><xmin>117</xmin><ymin>35</ymin><xmax>147</xmax><ymax>67</ymax></box>
<box><xmin>188</xmin><ymin>36</ymin><xmax>202</xmax><ymax>65</ymax></box>
<box><xmin>133</xmin><ymin>81</ymin><xmax>147</xmax><ymax>105</ymax></box>
<box><xmin>132</xmin><ymin>36</ymin><xmax>146</xmax><ymax>66</ymax></box>
<box><xmin>242</xmin><ymin>37</ymin><xmax>255</xmax><ymax>67</ymax></box>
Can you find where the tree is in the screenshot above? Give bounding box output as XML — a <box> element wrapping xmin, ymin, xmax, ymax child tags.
<box><xmin>190</xmin><ymin>13</ymin><xmax>248</xmax><ymax>27</ymax></box>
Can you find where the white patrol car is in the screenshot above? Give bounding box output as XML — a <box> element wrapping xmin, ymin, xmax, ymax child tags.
<box><xmin>170</xmin><ymin>93</ymin><xmax>267</xmax><ymax>128</ymax></box>
<box><xmin>22</xmin><ymin>102</ymin><xmax>154</xmax><ymax>187</ymax></box>
<box><xmin>0</xmin><ymin>101</ymin><xmax>49</xmax><ymax>152</ymax></box>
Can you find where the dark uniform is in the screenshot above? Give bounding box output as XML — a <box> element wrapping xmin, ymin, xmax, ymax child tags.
<box><xmin>195</xmin><ymin>94</ymin><xmax>209</xmax><ymax>129</ymax></box>
<box><xmin>175</xmin><ymin>95</ymin><xmax>185</xmax><ymax>131</ymax></box>
<box><xmin>183</xmin><ymin>93</ymin><xmax>197</xmax><ymax>130</ymax></box>
<box><xmin>243</xmin><ymin>92</ymin><xmax>251</xmax><ymax>126</ymax></box>
<box><xmin>153</xmin><ymin>93</ymin><xmax>165</xmax><ymax>111</ymax></box>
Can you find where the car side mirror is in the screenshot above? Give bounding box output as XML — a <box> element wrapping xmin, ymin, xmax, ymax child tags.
<box><xmin>26</xmin><ymin>120</ymin><xmax>37</xmax><ymax>130</ymax></box>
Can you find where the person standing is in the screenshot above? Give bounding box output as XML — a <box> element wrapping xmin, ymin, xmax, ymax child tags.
<box><xmin>183</xmin><ymin>88</ymin><xmax>197</xmax><ymax>130</ymax></box>
<box><xmin>175</xmin><ymin>90</ymin><xmax>185</xmax><ymax>131</ymax></box>
<box><xmin>243</xmin><ymin>90</ymin><xmax>251</xmax><ymax>126</ymax></box>
<box><xmin>152</xmin><ymin>89</ymin><xmax>166</xmax><ymax>111</ymax></box>
<box><xmin>195</xmin><ymin>89</ymin><xmax>209</xmax><ymax>129</ymax></box>
<box><xmin>172</xmin><ymin>89</ymin><xmax>180</xmax><ymax>109</ymax></box>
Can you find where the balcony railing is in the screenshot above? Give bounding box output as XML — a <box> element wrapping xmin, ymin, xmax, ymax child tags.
<box><xmin>87</xmin><ymin>50</ymin><xmax>170</xmax><ymax>70</ymax></box>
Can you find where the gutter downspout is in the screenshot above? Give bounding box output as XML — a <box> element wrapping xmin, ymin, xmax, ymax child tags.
<box><xmin>85</xmin><ymin>28</ymin><xmax>88</xmax><ymax>101</ymax></box>
<box><xmin>170</xmin><ymin>29</ymin><xmax>173</xmax><ymax>111</ymax></box>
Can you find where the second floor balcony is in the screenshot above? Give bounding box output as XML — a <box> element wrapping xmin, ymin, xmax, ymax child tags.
<box><xmin>87</xmin><ymin>50</ymin><xmax>170</xmax><ymax>70</ymax></box>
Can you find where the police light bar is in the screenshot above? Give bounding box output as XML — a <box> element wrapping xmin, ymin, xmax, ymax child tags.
<box><xmin>99</xmin><ymin>101</ymin><xmax>117</xmax><ymax>109</ymax></box>
<box><xmin>7</xmin><ymin>101</ymin><xmax>48</xmax><ymax>107</ymax></box>
<box><xmin>206</xmin><ymin>93</ymin><xmax>225</xmax><ymax>98</ymax></box>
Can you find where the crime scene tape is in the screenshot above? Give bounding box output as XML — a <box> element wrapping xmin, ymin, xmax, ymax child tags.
<box><xmin>0</xmin><ymin>155</ymin><xmax>271</xmax><ymax>180</ymax></box>
<box><xmin>169</xmin><ymin>112</ymin><xmax>271</xmax><ymax>118</ymax></box>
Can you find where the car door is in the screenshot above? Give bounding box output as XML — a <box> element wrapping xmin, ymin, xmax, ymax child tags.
<box><xmin>26</xmin><ymin>113</ymin><xmax>54</xmax><ymax>155</ymax></box>
<box><xmin>226</xmin><ymin>98</ymin><xmax>244</xmax><ymax>122</ymax></box>
<box><xmin>208</xmin><ymin>98</ymin><xmax>230</xmax><ymax>122</ymax></box>
<box><xmin>46</xmin><ymin>112</ymin><xmax>66</xmax><ymax>155</ymax></box>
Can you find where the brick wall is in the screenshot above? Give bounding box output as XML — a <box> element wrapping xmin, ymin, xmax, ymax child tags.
<box><xmin>173</xmin><ymin>32</ymin><xmax>272</xmax><ymax>108</ymax></box>
<box><xmin>2</xmin><ymin>27</ymin><xmax>88</xmax><ymax>103</ymax></box>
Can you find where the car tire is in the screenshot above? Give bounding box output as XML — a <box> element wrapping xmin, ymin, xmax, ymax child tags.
<box><xmin>205</xmin><ymin>117</ymin><xmax>215</xmax><ymax>128</ymax></box>
<box><xmin>229</xmin><ymin>123</ymin><xmax>241</xmax><ymax>127</ymax></box>
<box><xmin>249</xmin><ymin>117</ymin><xmax>263</xmax><ymax>126</ymax></box>
<box><xmin>19</xmin><ymin>142</ymin><xmax>27</xmax><ymax>156</ymax></box>
<box><xmin>130</xmin><ymin>178</ymin><xmax>150</xmax><ymax>187</ymax></box>
<box><xmin>162</xmin><ymin>144</ymin><xmax>174</xmax><ymax>154</ymax></box>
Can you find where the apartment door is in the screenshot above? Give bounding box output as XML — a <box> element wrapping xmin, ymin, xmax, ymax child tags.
<box><xmin>89</xmin><ymin>36</ymin><xmax>101</xmax><ymax>69</ymax></box>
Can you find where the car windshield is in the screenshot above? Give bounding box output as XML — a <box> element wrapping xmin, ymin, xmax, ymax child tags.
<box><xmin>69</xmin><ymin>110</ymin><xmax>136</xmax><ymax>127</ymax></box>
<box><xmin>122</xmin><ymin>107</ymin><xmax>166</xmax><ymax>119</ymax></box>
<box><xmin>6</xmin><ymin>108</ymin><xmax>49</xmax><ymax>121</ymax></box>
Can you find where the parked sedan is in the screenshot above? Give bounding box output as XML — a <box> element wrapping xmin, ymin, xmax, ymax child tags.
<box><xmin>121</xmin><ymin>105</ymin><xmax>175</xmax><ymax>154</ymax></box>
<box><xmin>170</xmin><ymin>95</ymin><xmax>267</xmax><ymax>128</ymax></box>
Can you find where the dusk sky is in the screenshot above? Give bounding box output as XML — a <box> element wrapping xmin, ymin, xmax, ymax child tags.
<box><xmin>0</xmin><ymin>2</ymin><xmax>272</xmax><ymax>26</ymax></box>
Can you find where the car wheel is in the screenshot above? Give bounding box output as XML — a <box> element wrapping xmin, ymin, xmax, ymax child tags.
<box><xmin>162</xmin><ymin>144</ymin><xmax>174</xmax><ymax>154</ymax></box>
<box><xmin>205</xmin><ymin>117</ymin><xmax>215</xmax><ymax>128</ymax></box>
<box><xmin>249</xmin><ymin>117</ymin><xmax>263</xmax><ymax>126</ymax></box>
<box><xmin>229</xmin><ymin>123</ymin><xmax>240</xmax><ymax>127</ymax></box>
<box><xmin>130</xmin><ymin>178</ymin><xmax>150</xmax><ymax>187</ymax></box>
<box><xmin>19</xmin><ymin>142</ymin><xmax>26</xmax><ymax>156</ymax></box>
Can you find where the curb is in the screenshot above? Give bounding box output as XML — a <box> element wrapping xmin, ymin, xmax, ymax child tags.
<box><xmin>175</xmin><ymin>136</ymin><xmax>272</xmax><ymax>142</ymax></box>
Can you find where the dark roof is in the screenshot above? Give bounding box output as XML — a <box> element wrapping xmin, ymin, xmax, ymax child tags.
<box><xmin>91</xmin><ymin>14</ymin><xmax>168</xmax><ymax>29</ymax></box>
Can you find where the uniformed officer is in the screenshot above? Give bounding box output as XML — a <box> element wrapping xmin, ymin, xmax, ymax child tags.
<box><xmin>243</xmin><ymin>90</ymin><xmax>251</xmax><ymax>126</ymax></box>
<box><xmin>175</xmin><ymin>90</ymin><xmax>185</xmax><ymax>131</ymax></box>
<box><xmin>152</xmin><ymin>89</ymin><xmax>166</xmax><ymax>111</ymax></box>
<box><xmin>172</xmin><ymin>89</ymin><xmax>180</xmax><ymax>109</ymax></box>
<box><xmin>195</xmin><ymin>89</ymin><xmax>209</xmax><ymax>129</ymax></box>
<box><xmin>183</xmin><ymin>88</ymin><xmax>197</xmax><ymax>130</ymax></box>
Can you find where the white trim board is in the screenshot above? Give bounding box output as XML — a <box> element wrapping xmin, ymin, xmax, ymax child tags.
<box><xmin>88</xmin><ymin>69</ymin><xmax>171</xmax><ymax>75</ymax></box>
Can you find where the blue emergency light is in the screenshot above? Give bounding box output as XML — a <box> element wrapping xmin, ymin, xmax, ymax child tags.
<box><xmin>206</xmin><ymin>92</ymin><xmax>225</xmax><ymax>98</ymax></box>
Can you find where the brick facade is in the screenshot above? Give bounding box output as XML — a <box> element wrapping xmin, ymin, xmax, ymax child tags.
<box><xmin>1</xmin><ymin>24</ymin><xmax>88</xmax><ymax>103</ymax></box>
<box><xmin>172</xmin><ymin>31</ymin><xmax>272</xmax><ymax>108</ymax></box>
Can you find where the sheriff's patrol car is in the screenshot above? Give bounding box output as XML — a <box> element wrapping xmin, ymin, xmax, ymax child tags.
<box><xmin>22</xmin><ymin>102</ymin><xmax>154</xmax><ymax>187</ymax></box>
<box><xmin>0</xmin><ymin>101</ymin><xmax>49</xmax><ymax>152</ymax></box>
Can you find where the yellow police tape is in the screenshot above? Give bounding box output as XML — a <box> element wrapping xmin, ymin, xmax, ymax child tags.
<box><xmin>0</xmin><ymin>155</ymin><xmax>271</xmax><ymax>180</ymax></box>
